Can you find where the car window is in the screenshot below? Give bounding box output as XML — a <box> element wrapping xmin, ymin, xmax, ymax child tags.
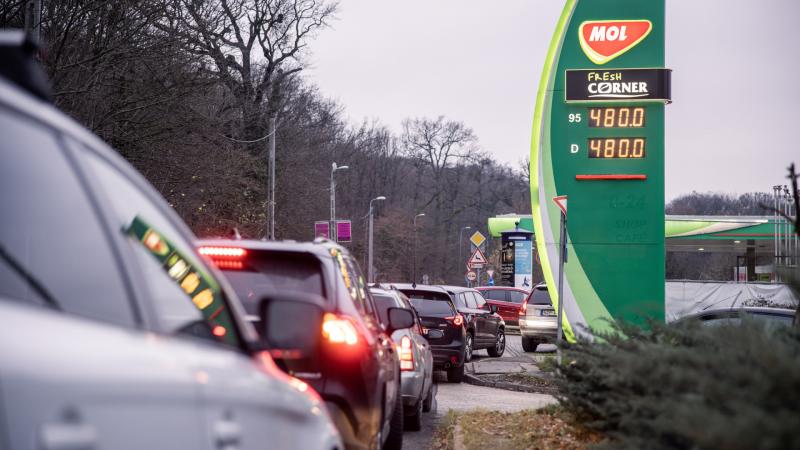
<box><xmin>473</xmin><ymin>291</ymin><xmax>487</xmax><ymax>309</ymax></box>
<box><xmin>371</xmin><ymin>293</ymin><xmax>399</xmax><ymax>327</ymax></box>
<box><xmin>408</xmin><ymin>298</ymin><xmax>455</xmax><ymax>316</ymax></box>
<box><xmin>78</xmin><ymin>146</ymin><xmax>240</xmax><ymax>347</ymax></box>
<box><xmin>508</xmin><ymin>291</ymin><xmax>527</xmax><ymax>304</ymax></box>
<box><xmin>463</xmin><ymin>292</ymin><xmax>478</xmax><ymax>309</ymax></box>
<box><xmin>450</xmin><ymin>292</ymin><xmax>467</xmax><ymax>309</ymax></box>
<box><xmin>530</xmin><ymin>287</ymin><xmax>552</xmax><ymax>305</ymax></box>
<box><xmin>482</xmin><ymin>290</ymin><xmax>507</xmax><ymax>301</ymax></box>
<box><xmin>0</xmin><ymin>112</ymin><xmax>134</xmax><ymax>326</ymax></box>
<box><xmin>221</xmin><ymin>250</ymin><xmax>324</xmax><ymax>315</ymax></box>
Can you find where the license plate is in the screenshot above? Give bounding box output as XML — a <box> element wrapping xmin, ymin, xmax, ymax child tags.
<box><xmin>542</xmin><ymin>309</ymin><xmax>557</xmax><ymax>317</ymax></box>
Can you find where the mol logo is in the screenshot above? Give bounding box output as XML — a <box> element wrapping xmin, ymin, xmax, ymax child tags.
<box><xmin>579</xmin><ymin>20</ymin><xmax>652</xmax><ymax>65</ymax></box>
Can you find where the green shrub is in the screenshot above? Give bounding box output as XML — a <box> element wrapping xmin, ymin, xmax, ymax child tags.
<box><xmin>556</xmin><ymin>319</ymin><xmax>800</xmax><ymax>450</ymax></box>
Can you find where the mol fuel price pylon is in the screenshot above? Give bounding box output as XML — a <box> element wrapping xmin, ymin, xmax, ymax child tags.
<box><xmin>530</xmin><ymin>0</ymin><xmax>671</xmax><ymax>340</ymax></box>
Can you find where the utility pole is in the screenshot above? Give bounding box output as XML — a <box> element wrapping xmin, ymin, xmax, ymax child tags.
<box><xmin>330</xmin><ymin>163</ymin><xmax>348</xmax><ymax>242</ymax></box>
<box><xmin>267</xmin><ymin>116</ymin><xmax>276</xmax><ymax>240</ymax></box>
<box><xmin>24</xmin><ymin>0</ymin><xmax>41</xmax><ymax>42</ymax></box>
<box><xmin>413</xmin><ymin>213</ymin><xmax>425</xmax><ymax>284</ymax></box>
<box><xmin>367</xmin><ymin>196</ymin><xmax>386</xmax><ymax>283</ymax></box>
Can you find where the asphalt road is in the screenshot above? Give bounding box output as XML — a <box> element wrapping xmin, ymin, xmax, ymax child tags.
<box><xmin>402</xmin><ymin>334</ymin><xmax>557</xmax><ymax>450</ymax></box>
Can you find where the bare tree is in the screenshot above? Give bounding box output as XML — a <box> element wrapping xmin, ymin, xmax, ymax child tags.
<box><xmin>159</xmin><ymin>0</ymin><xmax>337</xmax><ymax>143</ymax></box>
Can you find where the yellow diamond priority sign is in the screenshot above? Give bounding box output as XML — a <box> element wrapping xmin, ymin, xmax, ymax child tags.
<box><xmin>469</xmin><ymin>230</ymin><xmax>486</xmax><ymax>248</ymax></box>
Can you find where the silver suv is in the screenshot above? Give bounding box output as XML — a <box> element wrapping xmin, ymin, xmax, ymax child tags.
<box><xmin>519</xmin><ymin>283</ymin><xmax>558</xmax><ymax>352</ymax></box>
<box><xmin>0</xmin><ymin>32</ymin><xmax>341</xmax><ymax>450</ymax></box>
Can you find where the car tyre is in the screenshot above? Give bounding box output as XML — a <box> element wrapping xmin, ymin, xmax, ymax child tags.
<box><xmin>383</xmin><ymin>388</ymin><xmax>403</xmax><ymax>450</ymax></box>
<box><xmin>405</xmin><ymin>399</ymin><xmax>422</xmax><ymax>432</ymax></box>
<box><xmin>422</xmin><ymin>382</ymin><xmax>436</xmax><ymax>412</ymax></box>
<box><xmin>521</xmin><ymin>336</ymin><xmax>539</xmax><ymax>353</ymax></box>
<box><xmin>463</xmin><ymin>332</ymin><xmax>474</xmax><ymax>362</ymax></box>
<box><xmin>487</xmin><ymin>328</ymin><xmax>506</xmax><ymax>357</ymax></box>
<box><xmin>446</xmin><ymin>364</ymin><xmax>464</xmax><ymax>383</ymax></box>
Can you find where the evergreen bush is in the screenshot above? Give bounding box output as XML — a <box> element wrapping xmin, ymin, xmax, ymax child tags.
<box><xmin>556</xmin><ymin>319</ymin><xmax>800</xmax><ymax>450</ymax></box>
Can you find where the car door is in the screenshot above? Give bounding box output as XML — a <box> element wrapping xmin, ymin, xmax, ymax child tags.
<box><xmin>463</xmin><ymin>292</ymin><xmax>488</xmax><ymax>345</ymax></box>
<box><xmin>473</xmin><ymin>291</ymin><xmax>499</xmax><ymax>340</ymax></box>
<box><xmin>75</xmin><ymin>141</ymin><xmax>314</xmax><ymax>450</ymax></box>
<box><xmin>0</xmin><ymin>114</ymin><xmax>203</xmax><ymax>450</ymax></box>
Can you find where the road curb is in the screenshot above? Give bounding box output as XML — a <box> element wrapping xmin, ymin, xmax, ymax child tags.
<box><xmin>462</xmin><ymin>371</ymin><xmax>559</xmax><ymax>395</ymax></box>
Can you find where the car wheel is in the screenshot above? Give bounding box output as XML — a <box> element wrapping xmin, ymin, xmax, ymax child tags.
<box><xmin>422</xmin><ymin>382</ymin><xmax>436</xmax><ymax>412</ymax></box>
<box><xmin>521</xmin><ymin>336</ymin><xmax>540</xmax><ymax>352</ymax></box>
<box><xmin>447</xmin><ymin>364</ymin><xmax>465</xmax><ymax>383</ymax></box>
<box><xmin>382</xmin><ymin>388</ymin><xmax>403</xmax><ymax>450</ymax></box>
<box><xmin>487</xmin><ymin>328</ymin><xmax>505</xmax><ymax>357</ymax></box>
<box><xmin>463</xmin><ymin>332</ymin><xmax>474</xmax><ymax>362</ymax></box>
<box><xmin>404</xmin><ymin>399</ymin><xmax>422</xmax><ymax>432</ymax></box>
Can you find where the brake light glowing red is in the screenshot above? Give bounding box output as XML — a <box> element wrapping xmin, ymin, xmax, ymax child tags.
<box><xmin>445</xmin><ymin>314</ymin><xmax>464</xmax><ymax>326</ymax></box>
<box><xmin>198</xmin><ymin>246</ymin><xmax>247</xmax><ymax>258</ymax></box>
<box><xmin>322</xmin><ymin>313</ymin><xmax>359</xmax><ymax>345</ymax></box>
<box><xmin>399</xmin><ymin>336</ymin><xmax>414</xmax><ymax>371</ymax></box>
<box><xmin>211</xmin><ymin>260</ymin><xmax>244</xmax><ymax>270</ymax></box>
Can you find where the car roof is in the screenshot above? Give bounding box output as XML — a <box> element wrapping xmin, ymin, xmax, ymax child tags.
<box><xmin>388</xmin><ymin>283</ymin><xmax>450</xmax><ymax>294</ymax></box>
<box><xmin>439</xmin><ymin>285</ymin><xmax>475</xmax><ymax>294</ymax></box>
<box><xmin>196</xmin><ymin>238</ymin><xmax>347</xmax><ymax>260</ymax></box>
<box><xmin>689</xmin><ymin>307</ymin><xmax>796</xmax><ymax>319</ymax></box>
<box><xmin>476</xmin><ymin>286</ymin><xmax>529</xmax><ymax>292</ymax></box>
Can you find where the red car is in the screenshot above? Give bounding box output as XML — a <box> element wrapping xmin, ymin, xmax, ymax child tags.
<box><xmin>476</xmin><ymin>287</ymin><xmax>529</xmax><ymax>326</ymax></box>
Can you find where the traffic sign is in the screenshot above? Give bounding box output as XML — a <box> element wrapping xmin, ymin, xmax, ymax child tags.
<box><xmin>466</xmin><ymin>271</ymin><xmax>477</xmax><ymax>282</ymax></box>
<box><xmin>468</xmin><ymin>247</ymin><xmax>487</xmax><ymax>269</ymax></box>
<box><xmin>469</xmin><ymin>230</ymin><xmax>486</xmax><ymax>248</ymax></box>
<box><xmin>553</xmin><ymin>195</ymin><xmax>568</xmax><ymax>216</ymax></box>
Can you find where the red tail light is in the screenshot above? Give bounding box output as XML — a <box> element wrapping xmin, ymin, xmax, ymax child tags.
<box><xmin>322</xmin><ymin>313</ymin><xmax>360</xmax><ymax>345</ymax></box>
<box><xmin>519</xmin><ymin>300</ymin><xmax>528</xmax><ymax>315</ymax></box>
<box><xmin>198</xmin><ymin>246</ymin><xmax>247</xmax><ymax>258</ymax></box>
<box><xmin>398</xmin><ymin>336</ymin><xmax>414</xmax><ymax>371</ymax></box>
<box><xmin>445</xmin><ymin>314</ymin><xmax>464</xmax><ymax>326</ymax></box>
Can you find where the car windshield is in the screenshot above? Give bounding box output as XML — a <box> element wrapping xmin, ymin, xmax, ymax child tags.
<box><xmin>530</xmin><ymin>287</ymin><xmax>551</xmax><ymax>305</ymax></box>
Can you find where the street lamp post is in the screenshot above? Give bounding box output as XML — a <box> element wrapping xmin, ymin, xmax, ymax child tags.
<box><xmin>330</xmin><ymin>162</ymin><xmax>349</xmax><ymax>242</ymax></box>
<box><xmin>413</xmin><ymin>213</ymin><xmax>426</xmax><ymax>284</ymax></box>
<box><xmin>368</xmin><ymin>196</ymin><xmax>386</xmax><ymax>283</ymax></box>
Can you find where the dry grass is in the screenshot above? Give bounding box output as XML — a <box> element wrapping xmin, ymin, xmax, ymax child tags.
<box><xmin>429</xmin><ymin>406</ymin><xmax>603</xmax><ymax>450</ymax></box>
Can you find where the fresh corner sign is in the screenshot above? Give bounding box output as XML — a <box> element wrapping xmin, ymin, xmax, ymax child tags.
<box><xmin>530</xmin><ymin>0</ymin><xmax>670</xmax><ymax>340</ymax></box>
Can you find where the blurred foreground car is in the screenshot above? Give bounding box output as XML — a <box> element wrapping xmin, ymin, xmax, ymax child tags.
<box><xmin>0</xmin><ymin>31</ymin><xmax>341</xmax><ymax>450</ymax></box>
<box><xmin>370</xmin><ymin>286</ymin><xmax>436</xmax><ymax>431</ymax></box>
<box><xmin>519</xmin><ymin>283</ymin><xmax>557</xmax><ymax>352</ymax></box>
<box><xmin>440</xmin><ymin>286</ymin><xmax>506</xmax><ymax>361</ymax></box>
<box><xmin>391</xmin><ymin>284</ymin><xmax>468</xmax><ymax>382</ymax></box>
<box><xmin>476</xmin><ymin>286</ymin><xmax>529</xmax><ymax>326</ymax></box>
<box><xmin>198</xmin><ymin>239</ymin><xmax>412</xmax><ymax>450</ymax></box>
<box><xmin>675</xmin><ymin>307</ymin><xmax>796</xmax><ymax>328</ymax></box>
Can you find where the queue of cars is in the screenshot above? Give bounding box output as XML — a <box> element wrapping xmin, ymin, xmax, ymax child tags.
<box><xmin>0</xmin><ymin>31</ymin><xmax>558</xmax><ymax>450</ymax></box>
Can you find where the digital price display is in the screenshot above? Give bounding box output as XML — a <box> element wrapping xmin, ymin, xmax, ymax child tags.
<box><xmin>588</xmin><ymin>107</ymin><xmax>645</xmax><ymax>128</ymax></box>
<box><xmin>588</xmin><ymin>137</ymin><xmax>646</xmax><ymax>159</ymax></box>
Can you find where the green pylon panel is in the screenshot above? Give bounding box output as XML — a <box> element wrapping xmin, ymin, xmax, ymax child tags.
<box><xmin>531</xmin><ymin>0</ymin><xmax>668</xmax><ymax>339</ymax></box>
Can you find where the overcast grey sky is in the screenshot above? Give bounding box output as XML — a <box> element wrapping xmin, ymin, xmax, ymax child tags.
<box><xmin>308</xmin><ymin>0</ymin><xmax>799</xmax><ymax>200</ymax></box>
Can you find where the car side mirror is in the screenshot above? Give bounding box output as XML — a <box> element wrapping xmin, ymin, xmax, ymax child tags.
<box><xmin>489</xmin><ymin>304</ymin><xmax>498</xmax><ymax>314</ymax></box>
<box><xmin>387</xmin><ymin>307</ymin><xmax>415</xmax><ymax>333</ymax></box>
<box><xmin>257</xmin><ymin>292</ymin><xmax>326</xmax><ymax>360</ymax></box>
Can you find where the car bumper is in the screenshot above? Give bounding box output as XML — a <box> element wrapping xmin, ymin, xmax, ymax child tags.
<box><xmin>430</xmin><ymin>343</ymin><xmax>464</xmax><ymax>369</ymax></box>
<box><xmin>519</xmin><ymin>317</ymin><xmax>558</xmax><ymax>340</ymax></box>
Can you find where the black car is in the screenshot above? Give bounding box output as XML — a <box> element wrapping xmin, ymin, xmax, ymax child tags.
<box><xmin>197</xmin><ymin>239</ymin><xmax>413</xmax><ymax>450</ymax></box>
<box><xmin>390</xmin><ymin>284</ymin><xmax>468</xmax><ymax>383</ymax></box>
<box><xmin>440</xmin><ymin>286</ymin><xmax>506</xmax><ymax>361</ymax></box>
